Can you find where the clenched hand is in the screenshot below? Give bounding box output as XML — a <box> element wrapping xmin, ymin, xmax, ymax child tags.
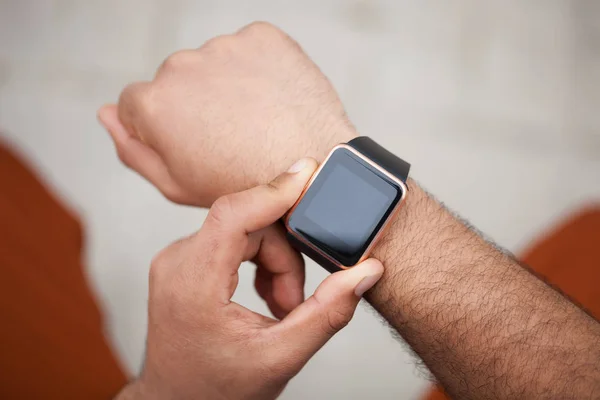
<box><xmin>99</xmin><ymin>22</ymin><xmax>357</xmax><ymax>207</ymax></box>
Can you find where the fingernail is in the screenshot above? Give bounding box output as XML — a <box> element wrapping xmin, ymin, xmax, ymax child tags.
<box><xmin>287</xmin><ymin>158</ymin><xmax>308</xmax><ymax>174</ymax></box>
<box><xmin>354</xmin><ymin>271</ymin><xmax>383</xmax><ymax>297</ymax></box>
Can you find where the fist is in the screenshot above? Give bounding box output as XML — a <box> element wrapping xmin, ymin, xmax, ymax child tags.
<box><xmin>99</xmin><ymin>22</ymin><xmax>357</xmax><ymax>206</ymax></box>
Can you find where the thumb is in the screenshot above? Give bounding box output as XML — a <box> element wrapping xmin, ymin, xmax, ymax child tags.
<box><xmin>272</xmin><ymin>258</ymin><xmax>384</xmax><ymax>363</ymax></box>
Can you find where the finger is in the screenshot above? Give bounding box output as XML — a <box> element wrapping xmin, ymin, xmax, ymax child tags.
<box><xmin>271</xmin><ymin>259</ymin><xmax>384</xmax><ymax>363</ymax></box>
<box><xmin>205</xmin><ymin>157</ymin><xmax>317</xmax><ymax>234</ymax></box>
<box><xmin>250</xmin><ymin>224</ymin><xmax>305</xmax><ymax>319</ymax></box>
<box><xmin>116</xmin><ymin>81</ymin><xmax>154</xmax><ymax>144</ymax></box>
<box><xmin>97</xmin><ymin>104</ymin><xmax>189</xmax><ymax>203</ymax></box>
<box><xmin>154</xmin><ymin>49</ymin><xmax>200</xmax><ymax>79</ymax></box>
<box><xmin>254</xmin><ymin>267</ymin><xmax>289</xmax><ymax>320</ymax></box>
<box><xmin>192</xmin><ymin>158</ymin><xmax>317</xmax><ymax>279</ymax></box>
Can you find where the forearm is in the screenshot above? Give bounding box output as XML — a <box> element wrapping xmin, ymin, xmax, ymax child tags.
<box><xmin>367</xmin><ymin>179</ymin><xmax>600</xmax><ymax>399</ymax></box>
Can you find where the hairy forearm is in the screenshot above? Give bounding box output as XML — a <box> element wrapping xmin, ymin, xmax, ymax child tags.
<box><xmin>366</xmin><ymin>179</ymin><xmax>600</xmax><ymax>399</ymax></box>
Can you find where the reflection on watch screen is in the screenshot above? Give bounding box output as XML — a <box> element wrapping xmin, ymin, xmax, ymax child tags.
<box><xmin>304</xmin><ymin>163</ymin><xmax>390</xmax><ymax>249</ymax></box>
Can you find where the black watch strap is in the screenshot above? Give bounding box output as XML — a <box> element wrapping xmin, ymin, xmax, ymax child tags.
<box><xmin>347</xmin><ymin>136</ymin><xmax>410</xmax><ymax>183</ymax></box>
<box><xmin>286</xmin><ymin>232</ymin><xmax>341</xmax><ymax>273</ymax></box>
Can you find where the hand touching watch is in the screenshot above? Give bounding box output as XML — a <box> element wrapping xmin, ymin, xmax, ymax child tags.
<box><xmin>116</xmin><ymin>159</ymin><xmax>383</xmax><ymax>400</ymax></box>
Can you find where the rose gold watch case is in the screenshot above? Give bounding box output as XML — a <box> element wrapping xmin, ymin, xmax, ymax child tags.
<box><xmin>284</xmin><ymin>143</ymin><xmax>408</xmax><ymax>269</ymax></box>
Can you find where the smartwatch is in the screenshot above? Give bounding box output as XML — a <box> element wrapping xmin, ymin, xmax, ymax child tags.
<box><xmin>284</xmin><ymin>136</ymin><xmax>410</xmax><ymax>273</ymax></box>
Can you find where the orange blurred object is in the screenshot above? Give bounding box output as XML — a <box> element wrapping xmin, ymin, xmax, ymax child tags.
<box><xmin>0</xmin><ymin>143</ymin><xmax>127</xmax><ymax>399</ymax></box>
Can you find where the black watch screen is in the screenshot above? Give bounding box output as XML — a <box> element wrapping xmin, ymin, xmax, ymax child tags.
<box><xmin>287</xmin><ymin>147</ymin><xmax>404</xmax><ymax>266</ymax></box>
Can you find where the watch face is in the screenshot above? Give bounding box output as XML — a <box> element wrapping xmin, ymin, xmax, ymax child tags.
<box><xmin>287</xmin><ymin>146</ymin><xmax>404</xmax><ymax>267</ymax></box>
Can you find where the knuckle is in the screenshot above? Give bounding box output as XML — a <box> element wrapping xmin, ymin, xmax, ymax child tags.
<box><xmin>323</xmin><ymin>309</ymin><xmax>351</xmax><ymax>335</ymax></box>
<box><xmin>119</xmin><ymin>81</ymin><xmax>156</xmax><ymax>122</ymax></box>
<box><xmin>159</xmin><ymin>49</ymin><xmax>200</xmax><ymax>72</ymax></box>
<box><xmin>238</xmin><ymin>21</ymin><xmax>284</xmax><ymax>39</ymax></box>
<box><xmin>159</xmin><ymin>182</ymin><xmax>188</xmax><ymax>205</ymax></box>
<box><xmin>208</xmin><ymin>195</ymin><xmax>236</xmax><ymax>227</ymax></box>
<box><xmin>114</xmin><ymin>145</ymin><xmax>132</xmax><ymax>167</ymax></box>
<box><xmin>202</xmin><ymin>34</ymin><xmax>238</xmax><ymax>55</ymax></box>
<box><xmin>149</xmin><ymin>248</ymin><xmax>171</xmax><ymax>288</ymax></box>
<box><xmin>264</xmin><ymin>179</ymin><xmax>280</xmax><ymax>195</ymax></box>
<box><xmin>265</xmin><ymin>177</ymin><xmax>296</xmax><ymax>210</ymax></box>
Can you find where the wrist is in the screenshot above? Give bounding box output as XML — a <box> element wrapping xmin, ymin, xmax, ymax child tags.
<box><xmin>367</xmin><ymin>179</ymin><xmax>455</xmax><ymax>306</ymax></box>
<box><xmin>259</xmin><ymin>126</ymin><xmax>358</xmax><ymax>185</ymax></box>
<box><xmin>371</xmin><ymin>179</ymin><xmax>431</xmax><ymax>264</ymax></box>
<box><xmin>366</xmin><ymin>178</ymin><xmax>495</xmax><ymax>314</ymax></box>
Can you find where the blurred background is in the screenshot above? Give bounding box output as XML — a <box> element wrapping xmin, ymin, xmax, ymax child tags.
<box><xmin>1</xmin><ymin>1</ymin><xmax>599</xmax><ymax>399</ymax></box>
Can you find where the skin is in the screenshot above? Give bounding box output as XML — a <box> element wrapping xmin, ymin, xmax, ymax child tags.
<box><xmin>100</xmin><ymin>22</ymin><xmax>600</xmax><ymax>400</ymax></box>
<box><xmin>116</xmin><ymin>159</ymin><xmax>384</xmax><ymax>400</ymax></box>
